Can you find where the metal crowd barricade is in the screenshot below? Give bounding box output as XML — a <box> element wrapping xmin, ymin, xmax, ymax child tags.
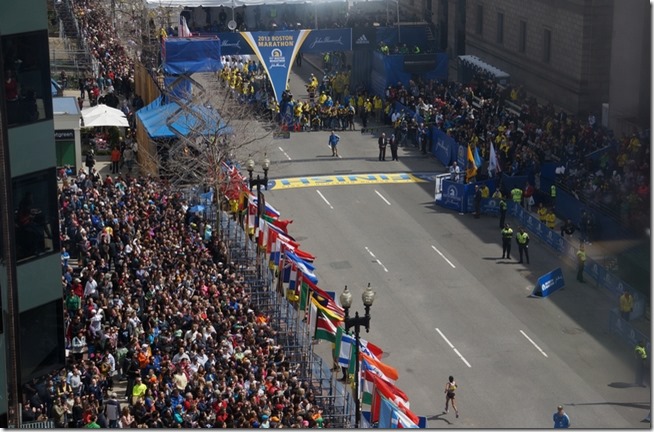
<box><xmin>217</xmin><ymin>209</ymin><xmax>356</xmax><ymax>428</ymax></box>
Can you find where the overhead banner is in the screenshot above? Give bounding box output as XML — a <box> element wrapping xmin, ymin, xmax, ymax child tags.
<box><xmin>220</xmin><ymin>32</ymin><xmax>250</xmax><ymax>55</ymax></box>
<box><xmin>241</xmin><ymin>30</ymin><xmax>311</xmax><ymax>102</ymax></box>
<box><xmin>218</xmin><ymin>28</ymin><xmax>352</xmax><ymax>56</ymax></box>
<box><xmin>301</xmin><ymin>28</ymin><xmax>352</xmax><ymax>53</ymax></box>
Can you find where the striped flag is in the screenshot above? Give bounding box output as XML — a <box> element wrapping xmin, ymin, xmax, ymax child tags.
<box><xmin>466</xmin><ymin>144</ymin><xmax>477</xmax><ymax>182</ymax></box>
<box><xmin>488</xmin><ymin>142</ymin><xmax>501</xmax><ymax>176</ymax></box>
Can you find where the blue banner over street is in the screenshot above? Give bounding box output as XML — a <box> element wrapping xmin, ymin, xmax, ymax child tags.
<box><xmin>532</xmin><ymin>267</ymin><xmax>565</xmax><ymax>297</ymax></box>
<box><xmin>219</xmin><ymin>32</ymin><xmax>250</xmax><ymax>55</ymax></box>
<box><xmin>241</xmin><ymin>30</ymin><xmax>311</xmax><ymax>102</ymax></box>
<box><xmin>300</xmin><ymin>28</ymin><xmax>352</xmax><ymax>53</ymax></box>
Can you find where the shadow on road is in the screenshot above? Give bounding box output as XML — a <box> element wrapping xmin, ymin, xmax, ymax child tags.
<box><xmin>608</xmin><ymin>382</ymin><xmax>645</xmax><ymax>389</ymax></box>
<box><xmin>426</xmin><ymin>413</ymin><xmax>453</xmax><ymax>425</ymax></box>
<box><xmin>567</xmin><ymin>400</ymin><xmax>650</xmax><ymax>410</ymax></box>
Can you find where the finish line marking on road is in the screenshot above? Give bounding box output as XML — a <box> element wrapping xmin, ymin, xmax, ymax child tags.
<box><xmin>278</xmin><ymin>146</ymin><xmax>292</xmax><ymax>160</ymax></box>
<box><xmin>520</xmin><ymin>330</ymin><xmax>549</xmax><ymax>358</ymax></box>
<box><xmin>316</xmin><ymin>190</ymin><xmax>333</xmax><ymax>209</ymax></box>
<box><xmin>375</xmin><ymin>190</ymin><xmax>392</xmax><ymax>206</ymax></box>
<box><xmin>269</xmin><ymin>173</ymin><xmax>426</xmax><ymax>190</ymax></box>
<box><xmin>365</xmin><ymin>246</ymin><xmax>389</xmax><ymax>273</ymax></box>
<box><xmin>431</xmin><ymin>245</ymin><xmax>456</xmax><ymax>269</ymax></box>
<box><xmin>436</xmin><ymin>328</ymin><xmax>472</xmax><ymax>368</ymax></box>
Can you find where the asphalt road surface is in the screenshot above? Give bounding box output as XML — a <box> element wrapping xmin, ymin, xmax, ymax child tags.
<box><xmin>248</xmin><ymin>61</ymin><xmax>650</xmax><ymax>428</ymax></box>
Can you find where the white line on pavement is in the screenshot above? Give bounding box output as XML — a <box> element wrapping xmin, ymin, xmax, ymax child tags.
<box><xmin>278</xmin><ymin>146</ymin><xmax>292</xmax><ymax>160</ymax></box>
<box><xmin>316</xmin><ymin>190</ymin><xmax>333</xmax><ymax>209</ymax></box>
<box><xmin>436</xmin><ymin>328</ymin><xmax>471</xmax><ymax>368</ymax></box>
<box><xmin>520</xmin><ymin>330</ymin><xmax>549</xmax><ymax>357</ymax></box>
<box><xmin>431</xmin><ymin>245</ymin><xmax>456</xmax><ymax>268</ymax></box>
<box><xmin>375</xmin><ymin>190</ymin><xmax>392</xmax><ymax>205</ymax></box>
<box><xmin>365</xmin><ymin>247</ymin><xmax>388</xmax><ymax>272</ymax></box>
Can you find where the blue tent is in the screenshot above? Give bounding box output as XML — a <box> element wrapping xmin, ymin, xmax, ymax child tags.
<box><xmin>136</xmin><ymin>96</ymin><xmax>232</xmax><ymax>139</ymax></box>
<box><xmin>51</xmin><ymin>78</ymin><xmax>62</xmax><ymax>96</ymax></box>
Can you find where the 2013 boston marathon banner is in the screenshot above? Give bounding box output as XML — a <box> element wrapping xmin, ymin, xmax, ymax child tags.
<box><xmin>218</xmin><ymin>28</ymin><xmax>352</xmax><ymax>56</ymax></box>
<box><xmin>239</xmin><ymin>29</ymin><xmax>352</xmax><ymax>102</ymax></box>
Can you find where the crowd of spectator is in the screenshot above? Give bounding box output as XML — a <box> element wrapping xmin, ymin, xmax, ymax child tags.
<box><xmin>380</xmin><ymin>73</ymin><xmax>650</xmax><ymax>231</ymax></box>
<box><xmin>21</xmin><ymin>170</ymin><xmax>326</xmax><ymax>428</ymax></box>
<box><xmin>66</xmin><ymin>0</ymin><xmax>135</xmax><ymax>108</ymax></box>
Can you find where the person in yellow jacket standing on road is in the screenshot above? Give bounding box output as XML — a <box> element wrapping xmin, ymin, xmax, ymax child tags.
<box><xmin>634</xmin><ymin>341</ymin><xmax>648</xmax><ymax>387</ymax></box>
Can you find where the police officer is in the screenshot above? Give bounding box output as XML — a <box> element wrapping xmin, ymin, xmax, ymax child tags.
<box><xmin>516</xmin><ymin>227</ymin><xmax>530</xmax><ymax>264</ymax></box>
<box><xmin>501</xmin><ymin>223</ymin><xmax>513</xmax><ymax>259</ymax></box>
<box><xmin>576</xmin><ymin>244</ymin><xmax>586</xmax><ymax>283</ymax></box>
<box><xmin>634</xmin><ymin>341</ymin><xmax>648</xmax><ymax>387</ymax></box>
<box><xmin>499</xmin><ymin>196</ymin><xmax>507</xmax><ymax>228</ymax></box>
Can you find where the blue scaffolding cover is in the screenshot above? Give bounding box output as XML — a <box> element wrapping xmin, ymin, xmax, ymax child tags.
<box><xmin>137</xmin><ymin>96</ymin><xmax>232</xmax><ymax>139</ymax></box>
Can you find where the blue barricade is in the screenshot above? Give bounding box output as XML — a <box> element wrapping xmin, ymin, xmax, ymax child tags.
<box><xmin>532</xmin><ymin>267</ymin><xmax>565</xmax><ymax>297</ymax></box>
<box><xmin>507</xmin><ymin>201</ymin><xmax>644</xmax><ymax>318</ymax></box>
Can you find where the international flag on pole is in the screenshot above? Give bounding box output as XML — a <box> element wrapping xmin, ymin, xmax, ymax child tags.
<box><xmin>359</xmin><ymin>353</ymin><xmax>399</xmax><ymax>383</ymax></box>
<box><xmin>285</xmin><ymin>251</ymin><xmax>318</xmax><ymax>284</ymax></box>
<box><xmin>473</xmin><ymin>145</ymin><xmax>482</xmax><ymax>169</ymax></box>
<box><xmin>314</xmin><ymin>309</ymin><xmax>339</xmax><ymax>343</ymax></box>
<box><xmin>179</xmin><ymin>15</ymin><xmax>192</xmax><ymax>37</ymax></box>
<box><xmin>466</xmin><ymin>144</ymin><xmax>477</xmax><ymax>182</ymax></box>
<box><xmin>336</xmin><ymin>328</ymin><xmax>355</xmax><ymax>368</ymax></box>
<box><xmin>252</xmin><ymin>196</ymin><xmax>280</xmax><ymax>218</ymax></box>
<box><xmin>488</xmin><ymin>142</ymin><xmax>501</xmax><ymax>176</ymax></box>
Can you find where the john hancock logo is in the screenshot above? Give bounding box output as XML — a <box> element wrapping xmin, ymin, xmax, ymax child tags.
<box><xmin>309</xmin><ymin>36</ymin><xmax>344</xmax><ymax>49</ymax></box>
<box><xmin>269</xmin><ymin>48</ymin><xmax>286</xmax><ymax>68</ymax></box>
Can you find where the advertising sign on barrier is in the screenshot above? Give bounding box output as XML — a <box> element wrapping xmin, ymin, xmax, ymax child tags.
<box><xmin>532</xmin><ymin>267</ymin><xmax>565</xmax><ymax>297</ymax></box>
<box><xmin>437</xmin><ymin>180</ymin><xmax>471</xmax><ymax>213</ymax></box>
<box><xmin>431</xmin><ymin>128</ymin><xmax>456</xmax><ymax>166</ymax></box>
<box><xmin>481</xmin><ymin>198</ymin><xmax>500</xmax><ymax>216</ymax></box>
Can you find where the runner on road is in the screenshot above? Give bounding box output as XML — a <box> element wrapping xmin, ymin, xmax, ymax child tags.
<box><xmin>444</xmin><ymin>376</ymin><xmax>459</xmax><ymax>418</ymax></box>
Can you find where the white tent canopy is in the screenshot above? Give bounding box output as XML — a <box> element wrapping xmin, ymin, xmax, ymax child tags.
<box><xmin>81</xmin><ymin>104</ymin><xmax>129</xmax><ymax>128</ymax></box>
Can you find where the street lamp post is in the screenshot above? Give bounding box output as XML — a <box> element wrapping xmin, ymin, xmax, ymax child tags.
<box><xmin>340</xmin><ymin>283</ymin><xmax>376</xmax><ymax>428</ymax></box>
<box><xmin>246</xmin><ymin>155</ymin><xmax>270</xmax><ymax>275</ymax></box>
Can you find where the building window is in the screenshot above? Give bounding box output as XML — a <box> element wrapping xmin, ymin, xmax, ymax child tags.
<box><xmin>496</xmin><ymin>12</ymin><xmax>504</xmax><ymax>44</ymax></box>
<box><xmin>1</xmin><ymin>30</ymin><xmax>53</xmax><ymax>128</ymax></box>
<box><xmin>20</xmin><ymin>299</ymin><xmax>65</xmax><ymax>384</ymax></box>
<box><xmin>543</xmin><ymin>28</ymin><xmax>552</xmax><ymax>63</ymax></box>
<box><xmin>519</xmin><ymin>20</ymin><xmax>527</xmax><ymax>53</ymax></box>
<box><xmin>13</xmin><ymin>168</ymin><xmax>59</xmax><ymax>262</ymax></box>
<box><xmin>476</xmin><ymin>5</ymin><xmax>483</xmax><ymax>35</ymax></box>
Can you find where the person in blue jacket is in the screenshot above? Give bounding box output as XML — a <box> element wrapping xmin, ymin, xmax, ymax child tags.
<box><xmin>553</xmin><ymin>405</ymin><xmax>570</xmax><ymax>428</ymax></box>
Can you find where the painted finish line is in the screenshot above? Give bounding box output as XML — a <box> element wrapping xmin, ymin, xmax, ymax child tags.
<box><xmin>269</xmin><ymin>173</ymin><xmax>427</xmax><ymax>190</ymax></box>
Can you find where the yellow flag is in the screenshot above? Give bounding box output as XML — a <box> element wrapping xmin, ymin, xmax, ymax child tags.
<box><xmin>466</xmin><ymin>145</ymin><xmax>477</xmax><ymax>182</ymax></box>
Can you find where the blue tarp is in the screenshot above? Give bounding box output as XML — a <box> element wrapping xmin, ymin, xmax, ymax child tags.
<box><xmin>136</xmin><ymin>96</ymin><xmax>232</xmax><ymax>139</ymax></box>
<box><xmin>163</xmin><ymin>38</ymin><xmax>222</xmax><ymax>74</ymax></box>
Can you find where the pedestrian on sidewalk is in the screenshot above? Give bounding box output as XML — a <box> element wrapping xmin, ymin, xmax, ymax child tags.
<box><xmin>328</xmin><ymin>130</ymin><xmax>340</xmax><ymax>157</ymax></box>
<box><xmin>110</xmin><ymin>146</ymin><xmax>121</xmax><ymax>174</ymax></box>
<box><xmin>576</xmin><ymin>243</ymin><xmax>586</xmax><ymax>283</ymax></box>
<box><xmin>619</xmin><ymin>290</ymin><xmax>634</xmax><ymax>321</ymax></box>
<box><xmin>553</xmin><ymin>405</ymin><xmax>570</xmax><ymax>428</ymax></box>
<box><xmin>443</xmin><ymin>376</ymin><xmax>459</xmax><ymax>418</ymax></box>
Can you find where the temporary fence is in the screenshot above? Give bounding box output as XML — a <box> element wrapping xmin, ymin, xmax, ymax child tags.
<box><xmin>217</xmin><ymin>211</ymin><xmax>358</xmax><ymax>428</ymax></box>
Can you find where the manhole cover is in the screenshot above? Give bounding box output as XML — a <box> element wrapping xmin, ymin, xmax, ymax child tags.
<box><xmin>562</xmin><ymin>326</ymin><xmax>584</xmax><ymax>335</ymax></box>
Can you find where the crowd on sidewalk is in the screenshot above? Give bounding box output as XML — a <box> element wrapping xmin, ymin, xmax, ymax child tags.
<box><xmin>21</xmin><ymin>170</ymin><xmax>326</xmax><ymax>428</ymax></box>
